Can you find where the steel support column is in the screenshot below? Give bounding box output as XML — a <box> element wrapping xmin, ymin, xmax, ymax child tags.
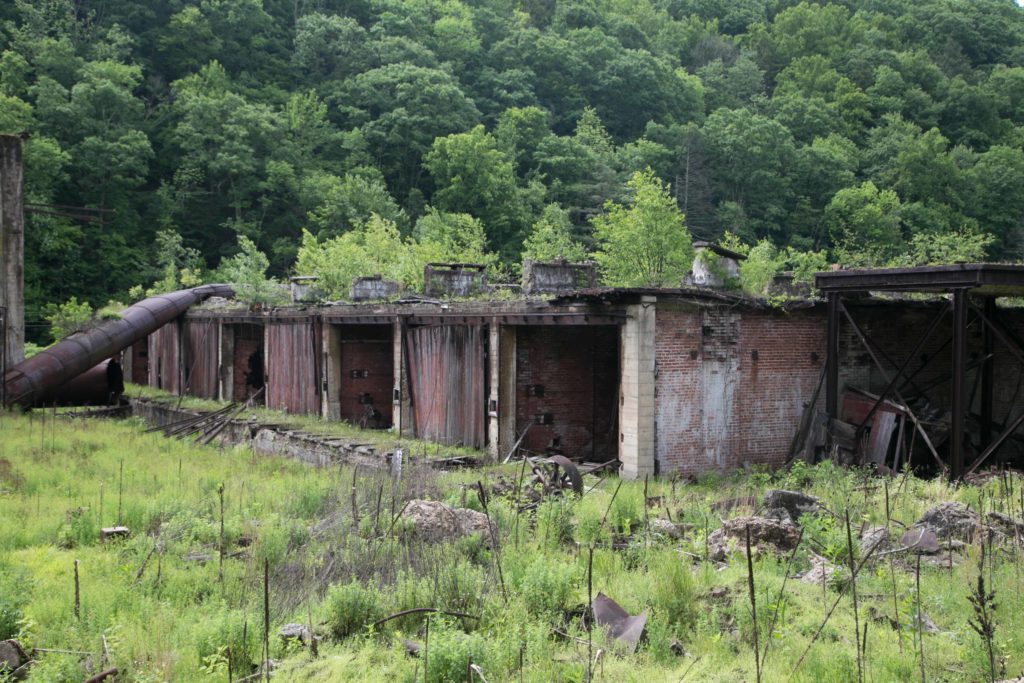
<box><xmin>825</xmin><ymin>293</ymin><xmax>840</xmax><ymax>419</ymax></box>
<box><xmin>980</xmin><ymin>296</ymin><xmax>995</xmax><ymax>451</ymax></box>
<box><xmin>950</xmin><ymin>289</ymin><xmax>969</xmax><ymax>479</ymax></box>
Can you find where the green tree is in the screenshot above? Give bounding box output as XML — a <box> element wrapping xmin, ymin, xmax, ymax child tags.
<box><xmin>825</xmin><ymin>181</ymin><xmax>904</xmax><ymax>267</ymax></box>
<box><xmin>217</xmin><ymin>236</ymin><xmax>287</xmax><ymax>307</ymax></box>
<box><xmin>591</xmin><ymin>169</ymin><xmax>693</xmax><ymax>287</ymax></box>
<box><xmin>522</xmin><ymin>204</ymin><xmax>587</xmax><ymax>263</ymax></box>
<box><xmin>425</xmin><ymin>125</ymin><xmax>539</xmax><ymax>259</ymax></box>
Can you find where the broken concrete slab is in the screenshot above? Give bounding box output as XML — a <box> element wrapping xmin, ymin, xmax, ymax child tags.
<box><xmin>799</xmin><ymin>554</ymin><xmax>840</xmax><ymax>586</ymax></box>
<box><xmin>762</xmin><ymin>490</ymin><xmax>819</xmax><ymax>522</ymax></box>
<box><xmin>100</xmin><ymin>526</ymin><xmax>130</xmax><ymax>542</ymax></box>
<box><xmin>913</xmin><ymin>502</ymin><xmax>980</xmax><ymax>541</ymax></box>
<box><xmin>860</xmin><ymin>526</ymin><xmax>890</xmax><ymax>556</ymax></box>
<box><xmin>400</xmin><ymin>500</ymin><xmax>493</xmax><ymax>544</ymax></box>
<box><xmin>279</xmin><ymin>623</ymin><xmax>312</xmax><ymax>647</ymax></box>
<box><xmin>648</xmin><ymin>518</ymin><xmax>683</xmax><ymax>540</ymax></box>
<box><xmin>900</xmin><ymin>528</ymin><xmax>941</xmax><ymax>554</ymax></box>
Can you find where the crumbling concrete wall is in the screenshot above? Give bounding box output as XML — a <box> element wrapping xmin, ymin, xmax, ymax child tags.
<box><xmin>521</xmin><ymin>260</ymin><xmax>597</xmax><ymax>295</ymax></box>
<box><xmin>655</xmin><ymin>303</ymin><xmax>824</xmax><ymax>476</ymax></box>
<box><xmin>0</xmin><ymin>135</ymin><xmax>24</xmax><ymax>370</ymax></box>
<box><xmin>350</xmin><ymin>276</ymin><xmax>401</xmax><ymax>301</ymax></box>
<box><xmin>423</xmin><ymin>264</ymin><xmax>487</xmax><ymax>298</ymax></box>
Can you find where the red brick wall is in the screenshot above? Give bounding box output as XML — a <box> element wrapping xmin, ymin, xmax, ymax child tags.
<box><xmin>338</xmin><ymin>324</ymin><xmax>393</xmax><ymax>427</ymax></box>
<box><xmin>515</xmin><ymin>325</ymin><xmax>619</xmax><ymax>461</ymax></box>
<box><xmin>655</xmin><ymin>303</ymin><xmax>824</xmax><ymax>476</ymax></box>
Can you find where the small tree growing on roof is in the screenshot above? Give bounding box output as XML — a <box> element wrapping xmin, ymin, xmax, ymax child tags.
<box><xmin>217</xmin><ymin>236</ymin><xmax>288</xmax><ymax>307</ymax></box>
<box><xmin>591</xmin><ymin>168</ymin><xmax>693</xmax><ymax>287</ymax></box>
<box><xmin>522</xmin><ymin>203</ymin><xmax>587</xmax><ymax>263</ymax></box>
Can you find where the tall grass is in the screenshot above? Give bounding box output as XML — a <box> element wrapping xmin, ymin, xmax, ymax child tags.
<box><xmin>2</xmin><ymin>409</ymin><xmax>1024</xmax><ymax>681</ymax></box>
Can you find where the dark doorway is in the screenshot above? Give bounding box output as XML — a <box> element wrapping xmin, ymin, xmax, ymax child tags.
<box><xmin>516</xmin><ymin>325</ymin><xmax>620</xmax><ymax>462</ymax></box>
<box><xmin>232</xmin><ymin>323</ymin><xmax>265</xmax><ymax>405</ymax></box>
<box><xmin>338</xmin><ymin>324</ymin><xmax>393</xmax><ymax>428</ymax></box>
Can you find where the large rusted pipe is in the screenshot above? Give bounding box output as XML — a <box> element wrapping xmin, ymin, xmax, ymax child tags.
<box><xmin>2</xmin><ymin>284</ymin><xmax>233</xmax><ymax>408</ymax></box>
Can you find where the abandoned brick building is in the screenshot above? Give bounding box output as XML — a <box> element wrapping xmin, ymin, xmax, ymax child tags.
<box><xmin>116</xmin><ymin>259</ymin><xmax>1024</xmax><ymax>481</ymax></box>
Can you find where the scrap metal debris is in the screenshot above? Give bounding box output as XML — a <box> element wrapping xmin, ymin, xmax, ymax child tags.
<box><xmin>591</xmin><ymin>593</ymin><xmax>647</xmax><ymax>654</ymax></box>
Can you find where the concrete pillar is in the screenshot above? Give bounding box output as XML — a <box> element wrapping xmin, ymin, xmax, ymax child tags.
<box><xmin>487</xmin><ymin>320</ymin><xmax>502</xmax><ymax>460</ymax></box>
<box><xmin>322</xmin><ymin>323</ymin><xmax>342</xmax><ymax>420</ymax></box>
<box><xmin>497</xmin><ymin>325</ymin><xmax>517</xmax><ymax>460</ymax></box>
<box><xmin>619</xmin><ymin>296</ymin><xmax>656</xmax><ymax>479</ymax></box>
<box><xmin>0</xmin><ymin>135</ymin><xmax>24</xmax><ymax>370</ymax></box>
<box><xmin>393</xmin><ymin>318</ymin><xmax>412</xmax><ymax>436</ymax></box>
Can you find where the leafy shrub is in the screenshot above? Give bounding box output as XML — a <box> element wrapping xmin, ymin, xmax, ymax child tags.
<box><xmin>426</xmin><ymin>621</ymin><xmax>490</xmax><ymax>683</ymax></box>
<box><xmin>323</xmin><ymin>580</ymin><xmax>384</xmax><ymax>640</ymax></box>
<box><xmin>609</xmin><ymin>488</ymin><xmax>643</xmax><ymax>537</ymax></box>
<box><xmin>433</xmin><ymin>558</ymin><xmax>486</xmax><ymax>615</ymax></box>
<box><xmin>0</xmin><ymin>567</ymin><xmax>28</xmax><ymax>639</ymax></box>
<box><xmin>24</xmin><ymin>652</ymin><xmax>82</xmax><ymax>682</ymax></box>
<box><xmin>193</xmin><ymin>608</ymin><xmax>257</xmax><ymax>675</ymax></box>
<box><xmin>516</xmin><ymin>556</ymin><xmax>577</xmax><ymax>618</ymax></box>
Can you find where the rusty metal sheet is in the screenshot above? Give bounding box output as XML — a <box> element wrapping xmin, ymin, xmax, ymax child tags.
<box><xmin>266</xmin><ymin>319</ymin><xmax>322</xmax><ymax>415</ymax></box>
<box><xmin>184</xmin><ymin>320</ymin><xmax>219</xmax><ymax>399</ymax></box>
<box><xmin>405</xmin><ymin>324</ymin><xmax>486</xmax><ymax>448</ymax></box>
<box><xmin>148</xmin><ymin>320</ymin><xmax>181</xmax><ymax>394</ymax></box>
<box><xmin>592</xmin><ymin>592</ymin><xmax>647</xmax><ymax>653</ymax></box>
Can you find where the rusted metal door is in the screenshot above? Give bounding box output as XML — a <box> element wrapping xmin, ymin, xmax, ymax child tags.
<box><xmin>184</xmin><ymin>320</ymin><xmax>219</xmax><ymax>399</ymax></box>
<box><xmin>148</xmin><ymin>320</ymin><xmax>181</xmax><ymax>393</ymax></box>
<box><xmin>266</xmin><ymin>319</ymin><xmax>322</xmax><ymax>414</ymax></box>
<box><xmin>405</xmin><ymin>324</ymin><xmax>486</xmax><ymax>448</ymax></box>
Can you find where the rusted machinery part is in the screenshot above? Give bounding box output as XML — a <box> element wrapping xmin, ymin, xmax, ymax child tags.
<box><xmin>545</xmin><ymin>455</ymin><xmax>584</xmax><ymax>496</ymax></box>
<box><xmin>2</xmin><ymin>284</ymin><xmax>233</xmax><ymax>408</ymax></box>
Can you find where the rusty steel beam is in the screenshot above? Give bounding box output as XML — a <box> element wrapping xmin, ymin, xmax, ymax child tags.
<box><xmin>816</xmin><ymin>263</ymin><xmax>1024</xmax><ymax>295</ymax></box>
<box><xmin>2</xmin><ymin>284</ymin><xmax>233</xmax><ymax>408</ymax></box>
<box><xmin>950</xmin><ymin>289</ymin><xmax>969</xmax><ymax>479</ymax></box>
<box><xmin>825</xmin><ymin>293</ymin><xmax>840</xmax><ymax>419</ymax></box>
<box><xmin>980</xmin><ymin>297</ymin><xmax>995</xmax><ymax>449</ymax></box>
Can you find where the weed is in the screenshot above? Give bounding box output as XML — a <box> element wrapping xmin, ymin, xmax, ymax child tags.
<box><xmin>968</xmin><ymin>544</ymin><xmax>999</xmax><ymax>682</ymax></box>
<box><xmin>514</xmin><ymin>555</ymin><xmax>577</xmax><ymax>618</ymax></box>
<box><xmin>322</xmin><ymin>580</ymin><xmax>384</xmax><ymax>641</ymax></box>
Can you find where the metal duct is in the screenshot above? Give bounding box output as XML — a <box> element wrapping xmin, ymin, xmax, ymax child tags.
<box><xmin>2</xmin><ymin>284</ymin><xmax>233</xmax><ymax>408</ymax></box>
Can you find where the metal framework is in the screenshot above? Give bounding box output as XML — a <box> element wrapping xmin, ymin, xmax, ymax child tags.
<box><xmin>817</xmin><ymin>264</ymin><xmax>1024</xmax><ymax>479</ymax></box>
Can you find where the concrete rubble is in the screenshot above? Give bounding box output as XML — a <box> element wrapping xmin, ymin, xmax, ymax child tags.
<box><xmin>399</xmin><ymin>499</ymin><xmax>493</xmax><ymax>544</ymax></box>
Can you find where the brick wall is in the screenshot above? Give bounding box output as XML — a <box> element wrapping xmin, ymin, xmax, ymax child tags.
<box><xmin>515</xmin><ymin>325</ymin><xmax>619</xmax><ymax>461</ymax></box>
<box><xmin>655</xmin><ymin>302</ymin><xmax>824</xmax><ymax>476</ymax></box>
<box><xmin>337</xmin><ymin>324</ymin><xmax>393</xmax><ymax>427</ymax></box>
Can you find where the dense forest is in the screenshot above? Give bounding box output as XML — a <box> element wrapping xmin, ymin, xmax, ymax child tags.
<box><xmin>2</xmin><ymin>0</ymin><xmax>1024</xmax><ymax>337</ymax></box>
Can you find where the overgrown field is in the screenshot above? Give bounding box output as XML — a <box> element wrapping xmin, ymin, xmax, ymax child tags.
<box><xmin>1</xmin><ymin>410</ymin><xmax>1024</xmax><ymax>682</ymax></box>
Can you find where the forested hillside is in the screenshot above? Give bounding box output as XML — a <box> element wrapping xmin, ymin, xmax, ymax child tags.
<box><xmin>2</xmin><ymin>0</ymin><xmax>1024</xmax><ymax>334</ymax></box>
